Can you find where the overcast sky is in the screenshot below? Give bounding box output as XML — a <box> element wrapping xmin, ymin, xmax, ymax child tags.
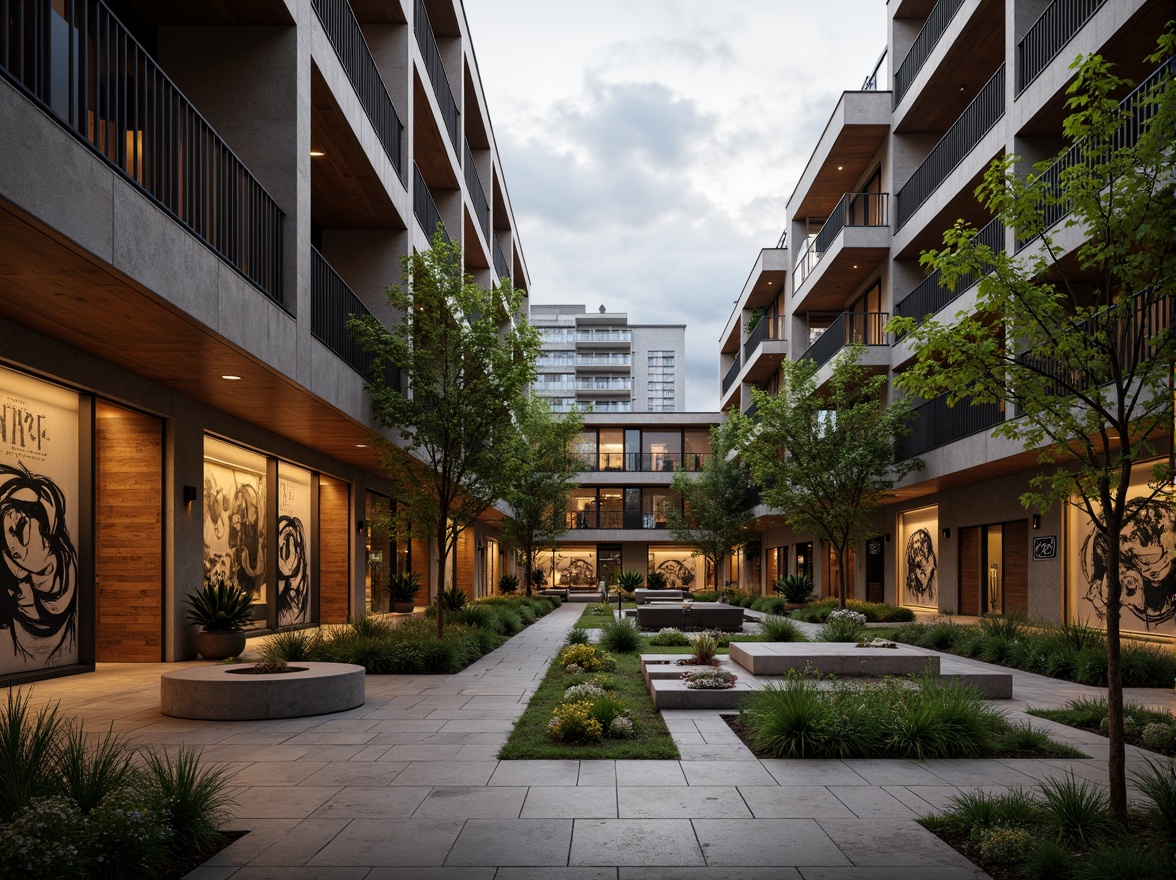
<box><xmin>463</xmin><ymin>0</ymin><xmax>888</xmax><ymax>411</ymax></box>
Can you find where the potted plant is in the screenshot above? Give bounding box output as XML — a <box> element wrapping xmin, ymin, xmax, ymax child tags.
<box><xmin>185</xmin><ymin>574</ymin><xmax>253</xmax><ymax>660</ymax></box>
<box><xmin>645</xmin><ymin>571</ymin><xmax>668</xmax><ymax>590</ymax></box>
<box><xmin>774</xmin><ymin>574</ymin><xmax>815</xmax><ymax>609</ymax></box>
<box><xmin>617</xmin><ymin>570</ymin><xmax>644</xmax><ymax>595</ymax></box>
<box><xmin>498</xmin><ymin>573</ymin><xmax>519</xmax><ymax>594</ymax></box>
<box><xmin>387</xmin><ymin>571</ymin><xmax>421</xmax><ymax>613</ymax></box>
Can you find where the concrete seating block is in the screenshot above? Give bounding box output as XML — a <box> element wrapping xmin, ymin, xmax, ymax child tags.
<box><xmin>649</xmin><ymin>678</ymin><xmax>754</xmax><ymax>710</ymax></box>
<box><xmin>634</xmin><ymin>589</ymin><xmax>689</xmax><ymax>605</ymax></box>
<box><xmin>728</xmin><ymin>642</ymin><xmax>940</xmax><ymax>677</ymax></box>
<box><xmin>161</xmin><ymin>661</ymin><xmax>365</xmax><ymax>720</ymax></box>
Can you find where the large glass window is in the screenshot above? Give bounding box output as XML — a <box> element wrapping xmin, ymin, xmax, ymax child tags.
<box><xmin>643</xmin><ymin>431</ymin><xmax>682</xmax><ymax>472</ymax></box>
<box><xmin>568</xmin><ymin>488</ymin><xmax>597</xmax><ymax>529</ymax></box>
<box><xmin>598</xmin><ymin>545</ymin><xmax>622</xmax><ymax>587</ymax></box>
<box><xmin>599</xmin><ymin>488</ymin><xmax>623</xmax><ymax>528</ymax></box>
<box><xmin>643</xmin><ymin>488</ymin><xmax>681</xmax><ymax>529</ymax></box>
<box><xmin>684</xmin><ymin>431</ymin><xmax>712</xmax><ymax>471</ymax></box>
<box><xmin>571</xmin><ymin>431</ymin><xmax>596</xmax><ymax>470</ymax></box>
<box><xmin>599</xmin><ymin>429</ymin><xmax>623</xmax><ymax>471</ymax></box>
<box><xmin>624</xmin><ymin>488</ymin><xmax>643</xmax><ymax>529</ymax></box>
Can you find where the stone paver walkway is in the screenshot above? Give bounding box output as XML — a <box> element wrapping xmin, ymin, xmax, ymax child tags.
<box><xmin>16</xmin><ymin>602</ymin><xmax>1174</xmax><ymax>879</ymax></box>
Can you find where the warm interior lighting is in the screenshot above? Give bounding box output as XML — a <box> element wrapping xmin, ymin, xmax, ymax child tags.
<box><xmin>355</xmin><ymin>444</ymin><xmax>367</xmax><ymax>448</ymax></box>
<box><xmin>310</xmin><ymin>150</ymin><xmax>326</xmax><ymax>157</ymax></box>
<box><xmin>221</xmin><ymin>375</ymin><xmax>242</xmax><ymax>381</ymax></box>
<box><xmin>837</xmin><ymin>165</ymin><xmax>844</xmax><ymax>171</ymax></box>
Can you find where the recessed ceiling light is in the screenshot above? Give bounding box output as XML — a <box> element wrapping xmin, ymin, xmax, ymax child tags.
<box><xmin>853</xmin><ymin>265</ymin><xmax>858</xmax><ymax>269</ymax></box>
<box><xmin>837</xmin><ymin>165</ymin><xmax>844</xmax><ymax>171</ymax></box>
<box><xmin>221</xmin><ymin>375</ymin><xmax>242</xmax><ymax>381</ymax></box>
<box><xmin>355</xmin><ymin>444</ymin><xmax>367</xmax><ymax>448</ymax></box>
<box><xmin>310</xmin><ymin>150</ymin><xmax>326</xmax><ymax>157</ymax></box>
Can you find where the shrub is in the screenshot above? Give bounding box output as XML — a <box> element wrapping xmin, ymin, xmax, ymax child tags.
<box><xmin>498</xmin><ymin>573</ymin><xmax>519</xmax><ymax>594</ymax></box>
<box><xmin>1121</xmin><ymin>641</ymin><xmax>1176</xmax><ymax>687</ymax></box>
<box><xmin>1020</xmin><ymin>838</ymin><xmax>1077</xmax><ymax>880</ymax></box>
<box><xmin>645</xmin><ymin>571</ymin><xmax>668</xmax><ymax>590</ymax></box>
<box><xmin>942</xmin><ymin>788</ymin><xmax>1041</xmax><ymax>833</ymax></box>
<box><xmin>751</xmin><ymin>596</ymin><xmax>791</xmax><ymax>615</ymax></box>
<box><xmin>975</xmin><ymin>825</ymin><xmax>1034</xmax><ymax>865</ymax></box>
<box><xmin>259</xmin><ymin>628</ymin><xmax>322</xmax><ymax>662</ymax></box>
<box><xmin>599</xmin><ymin>618</ymin><xmax>642</xmax><ymax>654</ymax></box>
<box><xmin>791</xmin><ymin>598</ymin><xmax>913</xmax><ymax>623</ymax></box>
<box><xmin>565</xmin><ymin>627</ymin><xmax>590</xmax><ymax>645</ymax></box>
<box><xmin>690</xmin><ymin>632</ymin><xmax>720</xmax><ymax>665</ymax></box>
<box><xmin>617</xmin><ymin>570</ymin><xmax>645</xmax><ymax>592</ymax></box>
<box><xmin>1130</xmin><ymin>758</ymin><xmax>1176</xmax><ymax>830</ymax></box>
<box><xmin>548</xmin><ymin>701</ymin><xmax>603</xmax><ymax>743</ymax></box>
<box><xmin>759</xmin><ymin>615</ymin><xmax>804</xmax><ymax>643</ymax></box>
<box><xmin>558</xmin><ymin>644</ymin><xmax>615</xmax><ymax>673</ymax></box>
<box><xmin>608</xmin><ymin>716</ymin><xmax>634</xmax><ymax>738</ymax></box>
<box><xmin>0</xmin><ymin>690</ymin><xmax>66</xmax><ymax>822</ymax></box>
<box><xmin>386</xmin><ymin>571</ymin><xmax>421</xmax><ymax>604</ymax></box>
<box><xmin>980</xmin><ymin>612</ymin><xmax>1026</xmax><ymax>641</ymax></box>
<box><xmin>816</xmin><ymin>609</ymin><xmax>867</xmax><ymax>642</ymax></box>
<box><xmin>439</xmin><ymin>585</ymin><xmax>468</xmax><ymax>612</ymax></box>
<box><xmin>1038</xmin><ymin>772</ymin><xmax>1115</xmax><ymax>846</ymax></box>
<box><xmin>774</xmin><ymin>574</ymin><xmax>815</xmax><ymax>603</ymax></box>
<box><xmin>647</xmin><ymin>627</ymin><xmax>691</xmax><ymax>647</ymax></box>
<box><xmin>1141</xmin><ymin>722</ymin><xmax>1174</xmax><ymax>752</ymax></box>
<box><xmin>349</xmin><ymin>614</ymin><xmax>397</xmax><ymax>640</ymax></box>
<box><xmin>0</xmin><ymin>796</ymin><xmax>88</xmax><ymax>879</ymax></box>
<box><xmin>586</xmin><ymin>693</ymin><xmax>630</xmax><ymax>731</ymax></box>
<box><xmin>563</xmin><ymin>683</ymin><xmax>606</xmax><ymax>702</ymax></box>
<box><xmin>740</xmin><ymin>678</ymin><xmax>833</xmax><ymax>758</ymax></box>
<box><xmin>682</xmin><ymin>670</ymin><xmax>737</xmax><ymax>689</ymax></box>
<box><xmin>691</xmin><ymin>590</ymin><xmax>719</xmax><ymax>603</ymax></box>
<box><xmin>85</xmin><ymin>785</ymin><xmax>171</xmax><ymax>878</ymax></box>
<box><xmin>56</xmin><ymin>723</ymin><xmax>136</xmax><ymax>815</ymax></box>
<box><xmin>1073</xmin><ymin>841</ymin><xmax>1172</xmax><ymax>880</ymax></box>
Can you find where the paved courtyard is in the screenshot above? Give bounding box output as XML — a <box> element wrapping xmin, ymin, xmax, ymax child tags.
<box><xmin>19</xmin><ymin>603</ymin><xmax>1173</xmax><ymax>879</ymax></box>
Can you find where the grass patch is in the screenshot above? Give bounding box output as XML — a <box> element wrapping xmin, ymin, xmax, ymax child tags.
<box><xmin>499</xmin><ymin>651</ymin><xmax>679</xmax><ymax>760</ymax></box>
<box><xmin>1029</xmin><ymin>696</ymin><xmax>1176</xmax><ymax>757</ymax></box>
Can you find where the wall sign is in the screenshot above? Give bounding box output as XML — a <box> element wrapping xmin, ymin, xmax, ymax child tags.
<box><xmin>1032</xmin><ymin>536</ymin><xmax>1057</xmax><ymax>560</ymax></box>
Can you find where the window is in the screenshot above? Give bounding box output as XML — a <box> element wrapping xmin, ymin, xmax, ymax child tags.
<box><xmin>647</xmin><ymin>350</ymin><xmax>676</xmax><ymax>410</ymax></box>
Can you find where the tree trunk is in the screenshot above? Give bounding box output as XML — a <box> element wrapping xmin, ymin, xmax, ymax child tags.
<box><xmin>435</xmin><ymin>520</ymin><xmax>447</xmax><ymax>639</ymax></box>
<box><xmin>1104</xmin><ymin>522</ymin><xmax>1127</xmax><ymax>825</ymax></box>
<box><xmin>836</xmin><ymin>543</ymin><xmax>848</xmax><ymax>611</ymax></box>
<box><xmin>524</xmin><ymin>552</ymin><xmax>533</xmax><ymax>598</ymax></box>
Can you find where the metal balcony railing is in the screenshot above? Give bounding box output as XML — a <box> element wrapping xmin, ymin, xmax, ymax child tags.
<box><xmin>572</xmin><ymin>452</ymin><xmax>714</xmax><ymax>473</ymax></box>
<box><xmin>311</xmin><ymin>247</ymin><xmax>399</xmax><ymax>389</ymax></box>
<box><xmin>312</xmin><ymin>0</ymin><xmax>405</xmax><ymax>179</ymax></box>
<box><xmin>895</xmin><ymin>65</ymin><xmax>1005</xmax><ymax>230</ymax></box>
<box><xmin>743</xmin><ymin>400</ymin><xmax>760</xmax><ymax>422</ymax></box>
<box><xmin>575</xmin><ymin>377</ymin><xmax>632</xmax><ymax>391</ymax></box>
<box><xmin>534</xmin><ymin>381</ymin><xmax>576</xmax><ymax>393</ymax></box>
<box><xmin>744</xmin><ymin>316</ymin><xmax>786</xmax><ymax>362</ymax></box>
<box><xmin>576</xmin><ymin>330</ymin><xmax>632</xmax><ymax>343</ymax></box>
<box><xmin>414</xmin><ymin>0</ymin><xmax>459</xmax><ymax>149</ymax></box>
<box><xmin>899</xmin><ymin>393</ymin><xmax>1004</xmax><ymax>459</ymax></box>
<box><xmin>0</xmin><ymin>0</ymin><xmax>285</xmax><ymax>303</ymax></box>
<box><xmin>721</xmin><ymin>357</ymin><xmax>742</xmax><ymax>395</ymax></box>
<box><xmin>538</xmin><ymin>355</ymin><xmax>575</xmax><ymax>368</ymax></box>
<box><xmin>794</xmin><ymin>192</ymin><xmax>889</xmax><ymax>287</ymax></box>
<box><xmin>587</xmin><ymin>401</ymin><xmax>632</xmax><ymax>413</ymax></box>
<box><xmin>577</xmin><ymin>354</ymin><xmax>631</xmax><ymax>367</ymax></box>
<box><xmin>463</xmin><ymin>141</ymin><xmax>491</xmax><ymax>243</ymax></box>
<box><xmin>802</xmin><ymin>312</ymin><xmax>890</xmax><ymax>368</ymax></box>
<box><xmin>413</xmin><ymin>163</ymin><xmax>449</xmax><ymax>242</ymax></box>
<box><xmin>894</xmin><ymin>217</ymin><xmax>1005</xmax><ymax>327</ymax></box>
<box><xmin>1020</xmin><ymin>60</ymin><xmax>1172</xmax><ymax>249</ymax></box>
<box><xmin>861</xmin><ymin>48</ymin><xmax>887</xmax><ymax>91</ymax></box>
<box><xmin>1017</xmin><ymin>0</ymin><xmax>1108</xmax><ymax>94</ymax></box>
<box><xmin>493</xmin><ymin>237</ymin><xmax>510</xmax><ymax>280</ymax></box>
<box><xmin>893</xmin><ymin>0</ymin><xmax>965</xmax><ymax>107</ymax></box>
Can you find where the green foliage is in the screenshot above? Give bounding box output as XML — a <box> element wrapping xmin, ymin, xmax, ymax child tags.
<box><xmin>773</xmin><ymin>574</ymin><xmax>814</xmax><ymax>603</ymax></box>
<box><xmin>1130</xmin><ymin>758</ymin><xmax>1176</xmax><ymax>831</ymax></box>
<box><xmin>665</xmin><ymin>421</ymin><xmax>757</xmax><ymax>584</ymax></box>
<box><xmin>815</xmin><ymin>610</ymin><xmax>867</xmax><ymax>643</ymax></box>
<box><xmin>941</xmin><ymin>788</ymin><xmax>1042</xmax><ymax>833</ymax></box>
<box><xmin>644</xmin><ymin>571</ymin><xmax>668</xmax><ymax>590</ymax></box>
<box><xmin>647</xmin><ymin>627</ymin><xmax>692</xmax><ymax>646</ymax></box>
<box><xmin>1073</xmin><ymin>841</ymin><xmax>1172</xmax><ymax>880</ymax></box>
<box><xmin>565</xmin><ymin>626</ymin><xmax>590</xmax><ymax>645</ymax></box>
<box><xmin>184</xmin><ymin>574</ymin><xmax>253</xmax><ymax>632</ymax></box>
<box><xmin>750</xmin><ymin>596</ymin><xmax>792</xmax><ymax>615</ymax></box>
<box><xmin>498</xmin><ymin>573</ymin><xmax>519</xmax><ymax>594</ymax></box>
<box><xmin>737</xmin><ymin>346</ymin><xmax>922</xmax><ymax>610</ymax></box>
<box><xmin>0</xmin><ymin>690</ymin><xmax>65</xmax><ymax>822</ymax></box>
<box><xmin>56</xmin><ymin>724</ymin><xmax>136</xmax><ymax>815</ymax></box>
<box><xmin>1038</xmin><ymin>772</ymin><xmax>1116</xmax><ymax>847</ymax></box>
<box><xmin>758</xmin><ymin>615</ymin><xmax>805</xmax><ymax>643</ymax></box>
<box><xmin>617</xmin><ymin>570</ymin><xmax>645</xmax><ymax>592</ymax></box>
<box><xmin>440</xmin><ymin>585</ymin><xmax>468</xmax><ymax>612</ymax></box>
<box><xmin>258</xmin><ymin>628</ymin><xmax>321</xmax><ymax>662</ymax></box>
<box><xmin>690</xmin><ymin>632</ymin><xmax>720</xmax><ymax>665</ymax></box>
<box><xmin>1019</xmin><ymin>839</ymin><xmax>1077</xmax><ymax>880</ymax></box>
<box><xmin>386</xmin><ymin>571</ymin><xmax>421</xmax><ymax>603</ymax></box>
<box><xmin>598</xmin><ymin>618</ymin><xmax>643</xmax><ymax>654</ymax></box>
<box><xmin>789</xmin><ymin>598</ymin><xmax>914</xmax><ymax>622</ymax></box>
<box><xmin>141</xmin><ymin>745</ymin><xmax>235</xmax><ymax>861</ymax></box>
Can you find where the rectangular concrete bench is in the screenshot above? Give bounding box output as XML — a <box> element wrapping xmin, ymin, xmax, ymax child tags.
<box><xmin>636</xmin><ymin>603</ymin><xmax>745</xmax><ymax>632</ymax></box>
<box><xmin>634</xmin><ymin>589</ymin><xmax>690</xmax><ymax>605</ymax></box>
<box><xmin>729</xmin><ymin>642</ymin><xmax>941</xmax><ymax>677</ymax></box>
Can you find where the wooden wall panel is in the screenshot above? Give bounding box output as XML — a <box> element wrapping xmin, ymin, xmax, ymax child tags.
<box><xmin>1003</xmin><ymin>519</ymin><xmax>1029</xmax><ymax>614</ymax></box>
<box><xmin>95</xmin><ymin>402</ymin><xmax>162</xmax><ymax>661</ymax></box>
<box><xmin>456</xmin><ymin>537</ymin><xmax>476</xmax><ymax>599</ymax></box>
<box><xmin>958</xmin><ymin>527</ymin><xmax>982</xmax><ymax>616</ymax></box>
<box><xmin>318</xmin><ymin>476</ymin><xmax>351</xmax><ymax>624</ymax></box>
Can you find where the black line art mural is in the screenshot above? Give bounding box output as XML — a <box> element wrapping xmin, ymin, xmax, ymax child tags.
<box><xmin>277</xmin><ymin>514</ymin><xmax>309</xmax><ymax>626</ymax></box>
<box><xmin>656</xmin><ymin>558</ymin><xmax>695</xmax><ymax>589</ymax></box>
<box><xmin>0</xmin><ymin>463</ymin><xmax>78</xmax><ymax>667</ymax></box>
<box><xmin>904</xmin><ymin>527</ymin><xmax>937</xmax><ymax>605</ymax></box>
<box><xmin>1080</xmin><ymin>497</ymin><xmax>1176</xmax><ymax>631</ymax></box>
<box><xmin>203</xmin><ymin>462</ymin><xmax>266</xmax><ymax>602</ymax></box>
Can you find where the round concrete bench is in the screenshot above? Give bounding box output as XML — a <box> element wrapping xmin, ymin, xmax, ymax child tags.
<box><xmin>161</xmin><ymin>662</ymin><xmax>365</xmax><ymax>721</ymax></box>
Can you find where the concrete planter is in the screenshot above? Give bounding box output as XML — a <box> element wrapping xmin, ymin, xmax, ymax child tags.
<box><xmin>161</xmin><ymin>661</ymin><xmax>365</xmax><ymax>720</ymax></box>
<box><xmin>195</xmin><ymin>629</ymin><xmax>247</xmax><ymax>661</ymax></box>
<box><xmin>390</xmin><ymin>601</ymin><xmax>415</xmax><ymax>613</ymax></box>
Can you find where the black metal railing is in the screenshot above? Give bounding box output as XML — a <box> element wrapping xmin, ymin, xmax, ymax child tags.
<box><xmin>743</xmin><ymin>400</ymin><xmax>760</xmax><ymax>421</ymax></box>
<box><xmin>722</xmin><ymin>356</ymin><xmax>742</xmax><ymax>394</ymax></box>
<box><xmin>744</xmin><ymin>316</ymin><xmax>786</xmax><ymax>361</ymax></box>
<box><xmin>895</xmin><ymin>217</ymin><xmax>1005</xmax><ymax>326</ymax></box>
<box><xmin>899</xmin><ymin>393</ymin><xmax>1004</xmax><ymax>458</ymax></box>
<box><xmin>795</xmin><ymin>192</ymin><xmax>889</xmax><ymax>287</ymax></box>
<box><xmin>463</xmin><ymin>141</ymin><xmax>491</xmax><ymax>242</ymax></box>
<box><xmin>1020</xmin><ymin>59</ymin><xmax>1172</xmax><ymax>249</ymax></box>
<box><xmin>414</xmin><ymin>0</ymin><xmax>459</xmax><ymax>149</ymax></box>
<box><xmin>1016</xmin><ymin>0</ymin><xmax>1108</xmax><ymax>93</ymax></box>
<box><xmin>1019</xmin><ymin>288</ymin><xmax>1174</xmax><ymax>396</ymax></box>
<box><xmin>312</xmin><ymin>0</ymin><xmax>404</xmax><ymax>178</ymax></box>
<box><xmin>802</xmin><ymin>312</ymin><xmax>890</xmax><ymax>368</ymax></box>
<box><xmin>0</xmin><ymin>0</ymin><xmax>285</xmax><ymax>302</ymax></box>
<box><xmin>572</xmin><ymin>452</ymin><xmax>715</xmax><ymax>473</ymax></box>
<box><xmin>893</xmin><ymin>0</ymin><xmax>965</xmax><ymax>107</ymax></box>
<box><xmin>862</xmin><ymin>48</ymin><xmax>887</xmax><ymax>91</ymax></box>
<box><xmin>311</xmin><ymin>247</ymin><xmax>399</xmax><ymax>389</ymax></box>
<box><xmin>493</xmin><ymin>236</ymin><xmax>510</xmax><ymax>280</ymax></box>
<box><xmin>895</xmin><ymin>65</ymin><xmax>1005</xmax><ymax>230</ymax></box>
<box><xmin>413</xmin><ymin>163</ymin><xmax>449</xmax><ymax>242</ymax></box>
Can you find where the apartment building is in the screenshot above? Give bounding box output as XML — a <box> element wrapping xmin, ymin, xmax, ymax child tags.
<box><xmin>531</xmin><ymin>304</ymin><xmax>686</xmax><ymax>413</ymax></box>
<box><xmin>719</xmin><ymin>0</ymin><xmax>1171</xmax><ymax>636</ymax></box>
<box><xmin>0</xmin><ymin>0</ymin><xmax>530</xmax><ymax>683</ymax></box>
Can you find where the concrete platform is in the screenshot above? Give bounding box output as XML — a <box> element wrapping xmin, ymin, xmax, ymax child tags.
<box><xmin>729</xmin><ymin>642</ymin><xmax>941</xmax><ymax>677</ymax></box>
<box><xmin>650</xmin><ymin>677</ymin><xmax>755</xmax><ymax>709</ymax></box>
<box><xmin>160</xmin><ymin>661</ymin><xmax>365</xmax><ymax>720</ymax></box>
<box><xmin>639</xmin><ymin>654</ymin><xmax>742</xmax><ymax>687</ymax></box>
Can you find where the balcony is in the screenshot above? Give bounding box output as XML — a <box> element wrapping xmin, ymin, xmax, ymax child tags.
<box><xmin>311</xmin><ymin>247</ymin><xmax>398</xmax><ymax>388</ymax></box>
<box><xmin>0</xmin><ymin>0</ymin><xmax>285</xmax><ymax>303</ymax></box>
<box><xmin>893</xmin><ymin>0</ymin><xmax>966</xmax><ymax>107</ymax></box>
<box><xmin>794</xmin><ymin>192</ymin><xmax>889</xmax><ymax>288</ymax></box>
<box><xmin>493</xmin><ymin>236</ymin><xmax>510</xmax><ymax>280</ymax></box>
<box><xmin>464</xmin><ymin>141</ymin><xmax>490</xmax><ymax>243</ymax></box>
<box><xmin>576</xmin><ymin>330</ymin><xmax>632</xmax><ymax>345</ymax></box>
<box><xmin>587</xmin><ymin>401</ymin><xmax>632</xmax><ymax>413</ymax></box>
<box><xmin>899</xmin><ymin>393</ymin><xmax>1004</xmax><ymax>459</ymax></box>
<box><xmin>743</xmin><ymin>315</ymin><xmax>787</xmax><ymax>364</ymax></box>
<box><xmin>1017</xmin><ymin>0</ymin><xmax>1108</xmax><ymax>94</ymax></box>
<box><xmin>576</xmin><ymin>354</ymin><xmax>631</xmax><ymax>369</ymax></box>
<box><xmin>895</xmin><ymin>65</ymin><xmax>1005</xmax><ymax>231</ymax></box>
<box><xmin>413</xmin><ymin>163</ymin><xmax>449</xmax><ymax>242</ymax></box>
<box><xmin>312</xmin><ymin>0</ymin><xmax>405</xmax><ymax>179</ymax></box>
<box><xmin>534</xmin><ymin>380</ymin><xmax>576</xmax><ymax>394</ymax></box>
<box><xmin>414</xmin><ymin>0</ymin><xmax>459</xmax><ymax>150</ymax></box>
<box><xmin>575</xmin><ymin>377</ymin><xmax>632</xmax><ymax>392</ymax></box>
<box><xmin>802</xmin><ymin>312</ymin><xmax>890</xmax><ymax>368</ymax></box>
<box><xmin>1020</xmin><ymin>59</ymin><xmax>1172</xmax><ymax>249</ymax></box>
<box><xmin>721</xmin><ymin>356</ymin><xmax>742</xmax><ymax>395</ymax></box>
<box><xmin>895</xmin><ymin>217</ymin><xmax>1004</xmax><ymax>327</ymax></box>
<box><xmin>573</xmin><ymin>452</ymin><xmax>715</xmax><ymax>473</ymax></box>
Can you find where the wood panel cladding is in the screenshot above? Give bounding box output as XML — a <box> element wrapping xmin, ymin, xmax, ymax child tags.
<box><xmin>958</xmin><ymin>527</ymin><xmax>982</xmax><ymax>616</ymax></box>
<box><xmin>95</xmin><ymin>402</ymin><xmax>162</xmax><ymax>661</ymax></box>
<box><xmin>318</xmin><ymin>476</ymin><xmax>351</xmax><ymax>624</ymax></box>
<box><xmin>1003</xmin><ymin>520</ymin><xmax>1029</xmax><ymax>614</ymax></box>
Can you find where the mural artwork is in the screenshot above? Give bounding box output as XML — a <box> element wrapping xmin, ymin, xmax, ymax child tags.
<box><xmin>900</xmin><ymin>507</ymin><xmax>938</xmax><ymax>609</ymax></box>
<box><xmin>277</xmin><ymin>465</ymin><xmax>312</xmax><ymax>626</ymax></box>
<box><xmin>203</xmin><ymin>461</ymin><xmax>266</xmax><ymax>602</ymax></box>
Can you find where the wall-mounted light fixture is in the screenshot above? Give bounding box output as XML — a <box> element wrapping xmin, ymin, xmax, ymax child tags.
<box><xmin>476</xmin><ymin>540</ymin><xmax>485</xmax><ymax>554</ymax></box>
<box><xmin>182</xmin><ymin>485</ymin><xmax>198</xmax><ymax>508</ymax></box>
<box><xmin>1032</xmin><ymin>514</ymin><xmax>1041</xmax><ymax>530</ymax></box>
<box><xmin>884</xmin><ymin>533</ymin><xmax>891</xmax><ymax>544</ymax></box>
<box><xmin>942</xmin><ymin>527</ymin><xmax>951</xmax><ymax>539</ymax></box>
<box><xmin>356</xmin><ymin>519</ymin><xmax>365</xmax><ymax>532</ymax></box>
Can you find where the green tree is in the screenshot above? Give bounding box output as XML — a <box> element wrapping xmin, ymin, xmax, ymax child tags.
<box><xmin>889</xmin><ymin>41</ymin><xmax>1175</xmax><ymax>824</ymax></box>
<box><xmin>737</xmin><ymin>345</ymin><xmax>921</xmax><ymax>609</ymax></box>
<box><xmin>665</xmin><ymin>421</ymin><xmax>756</xmax><ymax>589</ymax></box>
<box><xmin>500</xmin><ymin>396</ymin><xmax>584</xmax><ymax>596</ymax></box>
<box><xmin>350</xmin><ymin>232</ymin><xmax>540</xmax><ymax>636</ymax></box>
